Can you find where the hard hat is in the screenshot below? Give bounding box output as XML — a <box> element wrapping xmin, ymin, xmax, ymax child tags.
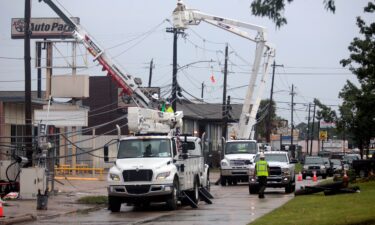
<box><xmin>165</xmin><ymin>101</ymin><xmax>171</xmax><ymax>105</ymax></box>
<box><xmin>152</xmin><ymin>93</ymin><xmax>159</xmax><ymax>100</ymax></box>
<box><xmin>259</xmin><ymin>152</ymin><xmax>265</xmax><ymax>159</ymax></box>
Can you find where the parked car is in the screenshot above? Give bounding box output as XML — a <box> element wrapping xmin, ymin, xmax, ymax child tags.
<box><xmin>330</xmin><ymin>159</ymin><xmax>343</xmax><ymax>174</ymax></box>
<box><xmin>342</xmin><ymin>154</ymin><xmax>360</xmax><ymax>170</ymax></box>
<box><xmin>302</xmin><ymin>156</ymin><xmax>327</xmax><ymax>179</ymax></box>
<box><xmin>322</xmin><ymin>157</ymin><xmax>333</xmax><ymax>176</ymax></box>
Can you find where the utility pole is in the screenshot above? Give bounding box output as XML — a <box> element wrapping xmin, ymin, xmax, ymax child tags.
<box><xmin>266</xmin><ymin>61</ymin><xmax>282</xmax><ymax>143</ymax></box>
<box><xmin>24</xmin><ymin>0</ymin><xmax>33</xmax><ymax>166</ymax></box>
<box><xmin>310</xmin><ymin>103</ymin><xmax>316</xmax><ymax>156</ymax></box>
<box><xmin>306</xmin><ymin>103</ymin><xmax>311</xmax><ymax>155</ymax></box>
<box><xmin>290</xmin><ymin>84</ymin><xmax>295</xmax><ymax>158</ymax></box>
<box><xmin>37</xmin><ymin>42</ymin><xmax>42</xmax><ymax>98</ymax></box>
<box><xmin>222</xmin><ymin>44</ymin><xmax>229</xmax><ymax>139</ymax></box>
<box><xmin>166</xmin><ymin>27</ymin><xmax>184</xmax><ymax>112</ymax></box>
<box><xmin>148</xmin><ymin>58</ymin><xmax>153</xmax><ymax>87</ymax></box>
<box><xmin>201</xmin><ymin>82</ymin><xmax>205</xmax><ymax>99</ymax></box>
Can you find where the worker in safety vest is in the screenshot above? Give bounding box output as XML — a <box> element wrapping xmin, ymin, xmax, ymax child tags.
<box><xmin>165</xmin><ymin>101</ymin><xmax>174</xmax><ymax>113</ymax></box>
<box><xmin>255</xmin><ymin>152</ymin><xmax>269</xmax><ymax>198</ymax></box>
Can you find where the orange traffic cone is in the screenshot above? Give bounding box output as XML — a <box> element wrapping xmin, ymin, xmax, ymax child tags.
<box><xmin>297</xmin><ymin>172</ymin><xmax>303</xmax><ymax>181</ymax></box>
<box><xmin>0</xmin><ymin>202</ymin><xmax>3</xmax><ymax>217</ymax></box>
<box><xmin>343</xmin><ymin>170</ymin><xmax>349</xmax><ymax>188</ymax></box>
<box><xmin>313</xmin><ymin>171</ymin><xmax>318</xmax><ymax>182</ymax></box>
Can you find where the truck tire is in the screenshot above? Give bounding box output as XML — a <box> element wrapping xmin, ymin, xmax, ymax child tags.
<box><xmin>249</xmin><ymin>185</ymin><xmax>259</xmax><ymax>194</ymax></box>
<box><xmin>187</xmin><ymin>177</ymin><xmax>199</xmax><ymax>205</ymax></box>
<box><xmin>108</xmin><ymin>196</ymin><xmax>122</xmax><ymax>212</ymax></box>
<box><xmin>285</xmin><ymin>183</ymin><xmax>295</xmax><ymax>194</ymax></box>
<box><xmin>220</xmin><ymin>175</ymin><xmax>227</xmax><ymax>186</ymax></box>
<box><xmin>167</xmin><ymin>178</ymin><xmax>179</xmax><ymax>210</ymax></box>
<box><xmin>322</xmin><ymin>174</ymin><xmax>327</xmax><ymax>179</ymax></box>
<box><xmin>302</xmin><ymin>174</ymin><xmax>306</xmax><ymax>180</ymax></box>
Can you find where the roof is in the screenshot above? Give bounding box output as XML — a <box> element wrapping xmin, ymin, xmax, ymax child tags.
<box><xmin>0</xmin><ymin>91</ymin><xmax>46</xmax><ymax>104</ymax></box>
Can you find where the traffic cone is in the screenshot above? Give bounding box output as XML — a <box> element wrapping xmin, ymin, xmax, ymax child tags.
<box><xmin>297</xmin><ymin>172</ymin><xmax>302</xmax><ymax>181</ymax></box>
<box><xmin>313</xmin><ymin>171</ymin><xmax>318</xmax><ymax>182</ymax></box>
<box><xmin>343</xmin><ymin>170</ymin><xmax>349</xmax><ymax>188</ymax></box>
<box><xmin>0</xmin><ymin>202</ymin><xmax>3</xmax><ymax>217</ymax></box>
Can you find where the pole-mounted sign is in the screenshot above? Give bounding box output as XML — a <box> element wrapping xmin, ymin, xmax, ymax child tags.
<box><xmin>11</xmin><ymin>17</ymin><xmax>79</xmax><ymax>39</ymax></box>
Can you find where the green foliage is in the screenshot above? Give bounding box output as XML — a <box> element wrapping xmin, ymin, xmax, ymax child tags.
<box><xmin>255</xmin><ymin>99</ymin><xmax>277</xmax><ymax>141</ymax></box>
<box><xmin>338</xmin><ymin>2</ymin><xmax>375</xmax><ymax>155</ymax></box>
<box><xmin>250</xmin><ymin>0</ymin><xmax>335</xmax><ymax>28</ymax></box>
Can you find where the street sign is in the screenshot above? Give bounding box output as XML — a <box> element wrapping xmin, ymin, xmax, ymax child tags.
<box><xmin>319</xmin><ymin>131</ymin><xmax>328</xmax><ymax>141</ymax></box>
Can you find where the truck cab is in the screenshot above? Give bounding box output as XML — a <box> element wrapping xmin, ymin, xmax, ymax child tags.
<box><xmin>249</xmin><ymin>151</ymin><xmax>296</xmax><ymax>194</ymax></box>
<box><xmin>106</xmin><ymin>135</ymin><xmax>210</xmax><ymax>212</ymax></box>
<box><xmin>220</xmin><ymin>140</ymin><xmax>258</xmax><ymax>186</ymax></box>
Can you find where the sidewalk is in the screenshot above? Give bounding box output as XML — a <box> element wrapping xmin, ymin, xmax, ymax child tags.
<box><xmin>0</xmin><ymin>176</ymin><xmax>108</xmax><ymax>225</ymax></box>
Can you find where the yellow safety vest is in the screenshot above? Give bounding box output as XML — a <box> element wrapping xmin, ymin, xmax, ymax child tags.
<box><xmin>166</xmin><ymin>106</ymin><xmax>174</xmax><ymax>113</ymax></box>
<box><xmin>256</xmin><ymin>160</ymin><xmax>269</xmax><ymax>177</ymax></box>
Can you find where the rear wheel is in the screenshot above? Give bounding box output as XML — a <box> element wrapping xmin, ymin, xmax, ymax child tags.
<box><xmin>187</xmin><ymin>177</ymin><xmax>199</xmax><ymax>205</ymax></box>
<box><xmin>322</xmin><ymin>174</ymin><xmax>327</xmax><ymax>179</ymax></box>
<box><xmin>108</xmin><ymin>196</ymin><xmax>121</xmax><ymax>212</ymax></box>
<box><xmin>167</xmin><ymin>178</ymin><xmax>179</xmax><ymax>210</ymax></box>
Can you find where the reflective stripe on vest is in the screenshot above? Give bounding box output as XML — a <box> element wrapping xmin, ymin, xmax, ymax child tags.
<box><xmin>256</xmin><ymin>160</ymin><xmax>269</xmax><ymax>176</ymax></box>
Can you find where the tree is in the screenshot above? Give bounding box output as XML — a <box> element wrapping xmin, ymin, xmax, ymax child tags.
<box><xmin>255</xmin><ymin>99</ymin><xmax>276</xmax><ymax>141</ymax></box>
<box><xmin>338</xmin><ymin>2</ymin><xmax>375</xmax><ymax>158</ymax></box>
<box><xmin>250</xmin><ymin>0</ymin><xmax>336</xmax><ymax>27</ymax></box>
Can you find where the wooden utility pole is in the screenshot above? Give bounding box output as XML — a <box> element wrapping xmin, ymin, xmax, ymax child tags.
<box><xmin>306</xmin><ymin>103</ymin><xmax>311</xmax><ymax>155</ymax></box>
<box><xmin>24</xmin><ymin>0</ymin><xmax>33</xmax><ymax>166</ymax></box>
<box><xmin>148</xmin><ymin>58</ymin><xmax>153</xmax><ymax>87</ymax></box>
<box><xmin>266</xmin><ymin>61</ymin><xmax>282</xmax><ymax>143</ymax></box>
<box><xmin>290</xmin><ymin>84</ymin><xmax>295</xmax><ymax>158</ymax></box>
<box><xmin>222</xmin><ymin>44</ymin><xmax>229</xmax><ymax>140</ymax></box>
<box><xmin>310</xmin><ymin>103</ymin><xmax>316</xmax><ymax>155</ymax></box>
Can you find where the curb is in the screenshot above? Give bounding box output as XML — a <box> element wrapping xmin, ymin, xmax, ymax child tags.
<box><xmin>54</xmin><ymin>176</ymin><xmax>103</xmax><ymax>181</ymax></box>
<box><xmin>0</xmin><ymin>214</ymin><xmax>36</xmax><ymax>225</ymax></box>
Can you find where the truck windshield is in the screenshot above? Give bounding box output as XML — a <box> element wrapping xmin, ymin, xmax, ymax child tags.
<box><xmin>254</xmin><ymin>154</ymin><xmax>288</xmax><ymax>162</ymax></box>
<box><xmin>118</xmin><ymin>139</ymin><xmax>171</xmax><ymax>158</ymax></box>
<box><xmin>225</xmin><ymin>142</ymin><xmax>257</xmax><ymax>154</ymax></box>
<box><xmin>305</xmin><ymin>157</ymin><xmax>324</xmax><ymax>164</ymax></box>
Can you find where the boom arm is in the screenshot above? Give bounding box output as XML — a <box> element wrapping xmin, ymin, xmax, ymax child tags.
<box><xmin>173</xmin><ymin>1</ymin><xmax>275</xmax><ymax>139</ymax></box>
<box><xmin>40</xmin><ymin>0</ymin><xmax>150</xmax><ymax>108</ymax></box>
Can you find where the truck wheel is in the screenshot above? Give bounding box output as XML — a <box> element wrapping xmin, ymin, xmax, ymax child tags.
<box><xmin>285</xmin><ymin>183</ymin><xmax>295</xmax><ymax>194</ymax></box>
<box><xmin>187</xmin><ymin>178</ymin><xmax>199</xmax><ymax>205</ymax></box>
<box><xmin>220</xmin><ymin>176</ymin><xmax>227</xmax><ymax>186</ymax></box>
<box><xmin>302</xmin><ymin>174</ymin><xmax>306</xmax><ymax>180</ymax></box>
<box><xmin>249</xmin><ymin>185</ymin><xmax>259</xmax><ymax>194</ymax></box>
<box><xmin>108</xmin><ymin>196</ymin><xmax>121</xmax><ymax>212</ymax></box>
<box><xmin>167</xmin><ymin>178</ymin><xmax>179</xmax><ymax>210</ymax></box>
<box><xmin>322</xmin><ymin>174</ymin><xmax>327</xmax><ymax>179</ymax></box>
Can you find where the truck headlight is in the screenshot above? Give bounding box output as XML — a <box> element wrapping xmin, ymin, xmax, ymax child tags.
<box><xmin>221</xmin><ymin>161</ymin><xmax>229</xmax><ymax>167</ymax></box>
<box><xmin>156</xmin><ymin>171</ymin><xmax>171</xmax><ymax>180</ymax></box>
<box><xmin>320</xmin><ymin>165</ymin><xmax>325</xmax><ymax>169</ymax></box>
<box><xmin>282</xmin><ymin>168</ymin><xmax>290</xmax><ymax>175</ymax></box>
<box><xmin>109</xmin><ymin>173</ymin><xmax>121</xmax><ymax>181</ymax></box>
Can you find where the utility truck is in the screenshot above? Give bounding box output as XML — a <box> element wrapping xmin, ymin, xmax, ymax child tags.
<box><xmin>40</xmin><ymin>0</ymin><xmax>212</xmax><ymax>211</ymax></box>
<box><xmin>172</xmin><ymin>0</ymin><xmax>275</xmax><ymax>185</ymax></box>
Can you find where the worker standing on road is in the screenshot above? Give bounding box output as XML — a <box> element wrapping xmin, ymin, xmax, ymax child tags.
<box><xmin>255</xmin><ymin>152</ymin><xmax>269</xmax><ymax>199</ymax></box>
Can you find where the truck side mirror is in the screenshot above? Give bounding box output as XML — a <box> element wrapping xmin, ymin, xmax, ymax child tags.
<box><xmin>104</xmin><ymin>144</ymin><xmax>109</xmax><ymax>163</ymax></box>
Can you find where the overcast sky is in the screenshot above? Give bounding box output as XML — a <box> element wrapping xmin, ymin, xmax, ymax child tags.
<box><xmin>0</xmin><ymin>0</ymin><xmax>372</xmax><ymax>125</ymax></box>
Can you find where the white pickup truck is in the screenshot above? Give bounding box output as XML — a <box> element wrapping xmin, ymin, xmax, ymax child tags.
<box><xmin>104</xmin><ymin>135</ymin><xmax>211</xmax><ymax>212</ymax></box>
<box><xmin>220</xmin><ymin>140</ymin><xmax>258</xmax><ymax>185</ymax></box>
<box><xmin>248</xmin><ymin>151</ymin><xmax>296</xmax><ymax>194</ymax></box>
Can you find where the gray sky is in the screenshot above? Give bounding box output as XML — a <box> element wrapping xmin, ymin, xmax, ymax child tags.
<box><xmin>0</xmin><ymin>0</ymin><xmax>372</xmax><ymax>125</ymax></box>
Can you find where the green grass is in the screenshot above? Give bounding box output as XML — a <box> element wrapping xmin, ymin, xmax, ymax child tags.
<box><xmin>76</xmin><ymin>195</ymin><xmax>108</xmax><ymax>205</ymax></box>
<box><xmin>250</xmin><ymin>181</ymin><xmax>375</xmax><ymax>225</ymax></box>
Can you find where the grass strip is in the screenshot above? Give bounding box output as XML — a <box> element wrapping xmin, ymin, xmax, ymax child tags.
<box><xmin>250</xmin><ymin>181</ymin><xmax>375</xmax><ymax>225</ymax></box>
